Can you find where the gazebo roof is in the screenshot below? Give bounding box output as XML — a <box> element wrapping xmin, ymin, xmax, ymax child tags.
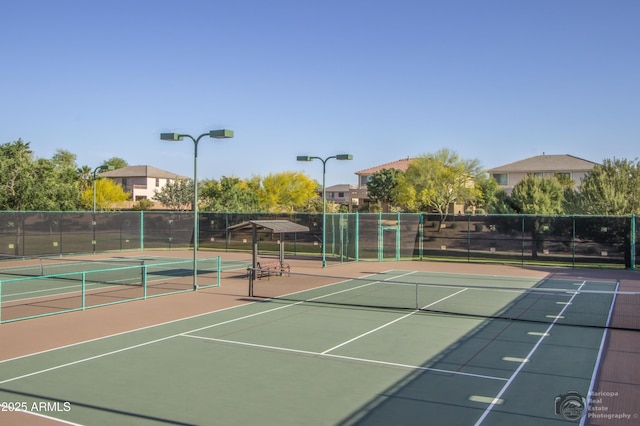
<box><xmin>227</xmin><ymin>220</ymin><xmax>309</xmax><ymax>233</ymax></box>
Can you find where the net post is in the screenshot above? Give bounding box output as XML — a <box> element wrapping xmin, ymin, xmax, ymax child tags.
<box><xmin>0</xmin><ymin>279</ymin><xmax>3</xmax><ymax>323</ymax></box>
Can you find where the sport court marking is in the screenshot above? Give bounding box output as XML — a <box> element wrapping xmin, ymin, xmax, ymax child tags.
<box><xmin>0</xmin><ymin>271</ymin><xmax>616</xmax><ymax>425</ymax></box>
<box><xmin>472</xmin><ymin>280</ymin><xmax>586</xmax><ymax>425</ymax></box>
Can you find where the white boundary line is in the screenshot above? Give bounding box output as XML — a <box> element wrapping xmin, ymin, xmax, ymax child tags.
<box><xmin>13</xmin><ymin>409</ymin><xmax>84</xmax><ymax>426</ymax></box>
<box><xmin>473</xmin><ymin>281</ymin><xmax>588</xmax><ymax>426</ymax></box>
<box><xmin>179</xmin><ymin>334</ymin><xmax>507</xmax><ymax>382</ymax></box>
<box><xmin>579</xmin><ymin>280</ymin><xmax>620</xmax><ymax>426</ymax></box>
<box><xmin>0</xmin><ymin>271</ymin><xmax>412</xmax><ymax>384</ymax></box>
<box><xmin>0</xmin><ymin>265</ymin><xmax>257</xmax><ymax>363</ymax></box>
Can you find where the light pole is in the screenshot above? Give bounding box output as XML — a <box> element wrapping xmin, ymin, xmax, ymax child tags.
<box><xmin>297</xmin><ymin>154</ymin><xmax>353</xmax><ymax>267</ymax></box>
<box><xmin>92</xmin><ymin>165</ymin><xmax>114</xmax><ymax>254</ymax></box>
<box><xmin>161</xmin><ymin>129</ymin><xmax>234</xmax><ymax>290</ymax></box>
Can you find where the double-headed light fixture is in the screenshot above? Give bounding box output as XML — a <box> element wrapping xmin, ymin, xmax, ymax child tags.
<box><xmin>297</xmin><ymin>154</ymin><xmax>353</xmax><ymax>267</ymax></box>
<box><xmin>161</xmin><ymin>129</ymin><xmax>234</xmax><ymax>290</ymax></box>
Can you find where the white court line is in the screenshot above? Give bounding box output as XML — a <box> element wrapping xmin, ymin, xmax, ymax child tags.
<box><xmin>179</xmin><ymin>334</ymin><xmax>507</xmax><ymax>382</ymax></box>
<box><xmin>0</xmin><ymin>298</ymin><xmax>310</xmax><ymax>385</ymax></box>
<box><xmin>0</xmin><ymin>270</ymin><xmax>383</xmax><ymax>364</ymax></box>
<box><xmin>580</xmin><ymin>281</ymin><xmax>620</xmax><ymax>426</ymax></box>
<box><xmin>14</xmin><ymin>409</ymin><xmax>84</xmax><ymax>426</ymax></box>
<box><xmin>473</xmin><ymin>281</ymin><xmax>587</xmax><ymax>426</ymax></box>
<box><xmin>0</xmin><ymin>271</ymin><xmax>412</xmax><ymax>384</ymax></box>
<box><xmin>321</xmin><ymin>288</ymin><xmax>468</xmax><ymax>355</ymax></box>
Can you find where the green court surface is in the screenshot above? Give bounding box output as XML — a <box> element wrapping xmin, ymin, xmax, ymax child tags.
<box><xmin>0</xmin><ymin>270</ymin><xmax>623</xmax><ymax>425</ymax></box>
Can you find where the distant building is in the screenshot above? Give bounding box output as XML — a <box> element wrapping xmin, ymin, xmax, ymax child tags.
<box><xmin>488</xmin><ymin>154</ymin><xmax>598</xmax><ymax>194</ymax></box>
<box><xmin>325</xmin><ymin>184</ymin><xmax>359</xmax><ymax>210</ymax></box>
<box><xmin>352</xmin><ymin>158</ymin><xmax>414</xmax><ymax>211</ymax></box>
<box><xmin>100</xmin><ymin>165</ymin><xmax>188</xmax><ymax>208</ymax></box>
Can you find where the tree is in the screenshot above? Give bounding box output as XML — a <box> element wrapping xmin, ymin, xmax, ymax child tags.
<box><xmin>395</xmin><ymin>149</ymin><xmax>483</xmax><ymax>229</ymax></box>
<box><xmin>0</xmin><ymin>140</ymin><xmax>81</xmax><ymax>210</ymax></box>
<box><xmin>367</xmin><ymin>168</ymin><xmax>402</xmax><ymax>212</ymax></box>
<box><xmin>258</xmin><ymin>171</ymin><xmax>318</xmax><ymax>212</ymax></box>
<box><xmin>200</xmin><ymin>176</ymin><xmax>259</xmax><ymax>212</ymax></box>
<box><xmin>0</xmin><ymin>139</ymin><xmax>36</xmax><ymax>210</ymax></box>
<box><xmin>508</xmin><ymin>175</ymin><xmax>565</xmax><ymax>258</ymax></box>
<box><xmin>153</xmin><ymin>179</ymin><xmax>194</xmax><ymax>211</ymax></box>
<box><xmin>49</xmin><ymin>149</ymin><xmax>82</xmax><ymax>210</ymax></box>
<box><xmin>131</xmin><ymin>198</ymin><xmax>155</xmax><ymax>211</ymax></box>
<box><xmin>576</xmin><ymin>158</ymin><xmax>640</xmax><ymax>215</ymax></box>
<box><xmin>77</xmin><ymin>165</ymin><xmax>93</xmax><ymax>193</ymax></box>
<box><xmin>81</xmin><ymin>178</ymin><xmax>130</xmax><ymax>210</ymax></box>
<box><xmin>510</xmin><ymin>175</ymin><xmax>565</xmax><ymax>215</ymax></box>
<box><xmin>574</xmin><ymin>158</ymin><xmax>640</xmax><ymax>268</ymax></box>
<box><xmin>103</xmin><ymin>157</ymin><xmax>128</xmax><ymax>170</ymax></box>
<box><xmin>472</xmin><ymin>173</ymin><xmax>500</xmax><ymax>214</ymax></box>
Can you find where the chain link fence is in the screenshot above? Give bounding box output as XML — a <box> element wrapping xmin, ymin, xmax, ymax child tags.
<box><xmin>0</xmin><ymin>211</ymin><xmax>637</xmax><ymax>269</ymax></box>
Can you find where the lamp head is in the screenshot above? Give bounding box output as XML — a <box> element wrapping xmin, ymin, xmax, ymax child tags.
<box><xmin>336</xmin><ymin>154</ymin><xmax>353</xmax><ymax>160</ymax></box>
<box><xmin>209</xmin><ymin>129</ymin><xmax>234</xmax><ymax>139</ymax></box>
<box><xmin>297</xmin><ymin>156</ymin><xmax>313</xmax><ymax>162</ymax></box>
<box><xmin>160</xmin><ymin>133</ymin><xmax>183</xmax><ymax>141</ymax></box>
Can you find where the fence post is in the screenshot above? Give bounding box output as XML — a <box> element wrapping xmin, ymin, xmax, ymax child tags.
<box><xmin>631</xmin><ymin>214</ymin><xmax>636</xmax><ymax>270</ymax></box>
<box><xmin>467</xmin><ymin>214</ymin><xmax>471</xmax><ymax>263</ymax></box>
<box><xmin>419</xmin><ymin>213</ymin><xmax>424</xmax><ymax>261</ymax></box>
<box><xmin>572</xmin><ymin>216</ymin><xmax>576</xmax><ymax>268</ymax></box>
<box><xmin>396</xmin><ymin>212</ymin><xmax>401</xmax><ymax>261</ymax></box>
<box><xmin>377</xmin><ymin>212</ymin><xmax>383</xmax><ymax>261</ymax></box>
<box><xmin>355</xmin><ymin>212</ymin><xmax>359</xmax><ymax>262</ymax></box>
<box><xmin>140</xmin><ymin>210</ymin><xmax>144</xmax><ymax>252</ymax></box>
<box><xmin>521</xmin><ymin>216</ymin><xmax>525</xmax><ymax>267</ymax></box>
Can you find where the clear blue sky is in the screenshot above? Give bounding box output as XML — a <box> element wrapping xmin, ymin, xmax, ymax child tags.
<box><xmin>1</xmin><ymin>0</ymin><xmax>638</xmax><ymax>186</ymax></box>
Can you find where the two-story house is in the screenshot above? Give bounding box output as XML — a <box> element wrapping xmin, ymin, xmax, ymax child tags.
<box><xmin>100</xmin><ymin>165</ymin><xmax>188</xmax><ymax>208</ymax></box>
<box><xmin>488</xmin><ymin>154</ymin><xmax>598</xmax><ymax>194</ymax></box>
<box><xmin>352</xmin><ymin>158</ymin><xmax>414</xmax><ymax>211</ymax></box>
<box><xmin>325</xmin><ymin>184</ymin><xmax>359</xmax><ymax>210</ymax></box>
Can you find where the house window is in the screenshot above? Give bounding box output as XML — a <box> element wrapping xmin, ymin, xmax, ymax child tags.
<box><xmin>122</xmin><ymin>178</ymin><xmax>128</xmax><ymax>188</ymax></box>
<box><xmin>555</xmin><ymin>172</ymin><xmax>571</xmax><ymax>180</ymax></box>
<box><xmin>360</xmin><ymin>175</ymin><xmax>373</xmax><ymax>186</ymax></box>
<box><xmin>492</xmin><ymin>174</ymin><xmax>508</xmax><ymax>185</ymax></box>
<box><xmin>338</xmin><ymin>192</ymin><xmax>344</xmax><ymax>198</ymax></box>
<box><xmin>155</xmin><ymin>178</ymin><xmax>160</xmax><ymax>187</ymax></box>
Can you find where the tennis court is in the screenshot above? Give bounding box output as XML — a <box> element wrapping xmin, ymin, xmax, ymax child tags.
<box><xmin>0</xmin><ymin>255</ymin><xmax>249</xmax><ymax>323</ymax></box>
<box><xmin>0</xmin><ymin>257</ymin><xmax>638</xmax><ymax>425</ymax></box>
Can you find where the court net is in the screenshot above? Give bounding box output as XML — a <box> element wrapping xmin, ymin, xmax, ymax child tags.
<box><xmin>249</xmin><ymin>270</ymin><xmax>640</xmax><ymax>331</ymax></box>
<box><xmin>0</xmin><ymin>256</ymin><xmax>221</xmax><ymax>288</ymax></box>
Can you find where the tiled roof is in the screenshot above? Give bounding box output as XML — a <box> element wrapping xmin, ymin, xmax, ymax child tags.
<box><xmin>356</xmin><ymin>158</ymin><xmax>415</xmax><ymax>175</ymax></box>
<box><xmin>488</xmin><ymin>154</ymin><xmax>598</xmax><ymax>173</ymax></box>
<box><xmin>100</xmin><ymin>165</ymin><xmax>188</xmax><ymax>179</ymax></box>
